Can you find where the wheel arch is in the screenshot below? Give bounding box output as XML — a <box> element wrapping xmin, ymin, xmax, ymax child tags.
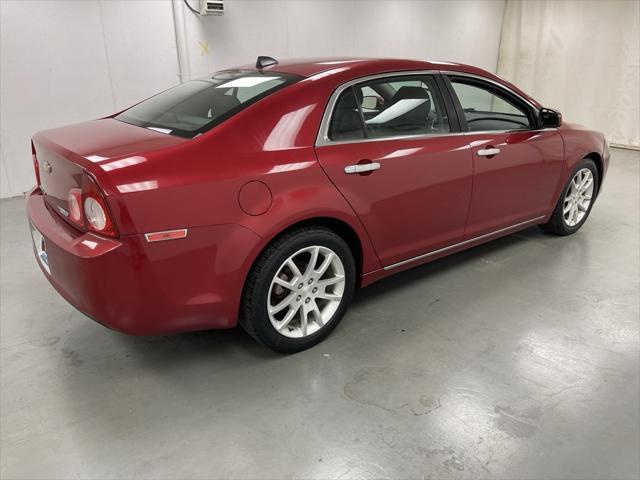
<box><xmin>235</xmin><ymin>214</ymin><xmax>370</xmax><ymax>328</ymax></box>
<box><xmin>254</xmin><ymin>216</ymin><xmax>365</xmax><ymax>288</ymax></box>
<box><xmin>584</xmin><ymin>151</ymin><xmax>604</xmax><ymax>195</ymax></box>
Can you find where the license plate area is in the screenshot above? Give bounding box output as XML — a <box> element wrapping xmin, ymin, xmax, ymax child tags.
<box><xmin>30</xmin><ymin>223</ymin><xmax>51</xmax><ymax>274</ymax></box>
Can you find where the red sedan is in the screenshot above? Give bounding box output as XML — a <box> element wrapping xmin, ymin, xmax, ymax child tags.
<box><xmin>27</xmin><ymin>57</ymin><xmax>609</xmax><ymax>352</ymax></box>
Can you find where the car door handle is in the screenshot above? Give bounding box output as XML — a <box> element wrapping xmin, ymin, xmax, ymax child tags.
<box><xmin>344</xmin><ymin>162</ymin><xmax>381</xmax><ymax>174</ymax></box>
<box><xmin>477</xmin><ymin>148</ymin><xmax>500</xmax><ymax>157</ymax></box>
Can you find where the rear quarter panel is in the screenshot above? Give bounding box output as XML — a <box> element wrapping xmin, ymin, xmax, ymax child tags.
<box><xmin>86</xmin><ymin>78</ymin><xmax>382</xmax><ymax>280</ymax></box>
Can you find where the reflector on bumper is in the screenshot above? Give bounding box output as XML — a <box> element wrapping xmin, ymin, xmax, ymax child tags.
<box><xmin>144</xmin><ymin>229</ymin><xmax>188</xmax><ymax>243</ymax></box>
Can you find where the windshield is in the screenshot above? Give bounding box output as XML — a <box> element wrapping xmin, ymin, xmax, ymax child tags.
<box><xmin>115</xmin><ymin>70</ymin><xmax>301</xmax><ymax>138</ymax></box>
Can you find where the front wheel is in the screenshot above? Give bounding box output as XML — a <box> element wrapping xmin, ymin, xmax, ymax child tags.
<box><xmin>540</xmin><ymin>158</ymin><xmax>598</xmax><ymax>236</ymax></box>
<box><xmin>240</xmin><ymin>227</ymin><xmax>356</xmax><ymax>353</ymax></box>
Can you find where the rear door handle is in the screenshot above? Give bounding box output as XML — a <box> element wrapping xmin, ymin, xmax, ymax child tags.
<box><xmin>477</xmin><ymin>148</ymin><xmax>500</xmax><ymax>157</ymax></box>
<box><xmin>344</xmin><ymin>162</ymin><xmax>381</xmax><ymax>174</ymax></box>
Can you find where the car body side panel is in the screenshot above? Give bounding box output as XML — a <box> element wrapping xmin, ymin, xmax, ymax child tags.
<box><xmin>463</xmin><ymin>130</ymin><xmax>565</xmax><ymax>238</ymax></box>
<box><xmin>315</xmin><ymin>136</ymin><xmax>473</xmax><ymax>266</ymax></box>
<box><xmin>79</xmin><ymin>79</ymin><xmax>334</xmax><ymax>235</ymax></box>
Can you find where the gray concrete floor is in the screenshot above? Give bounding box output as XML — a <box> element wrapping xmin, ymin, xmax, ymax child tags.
<box><xmin>1</xmin><ymin>148</ymin><xmax>638</xmax><ymax>480</ymax></box>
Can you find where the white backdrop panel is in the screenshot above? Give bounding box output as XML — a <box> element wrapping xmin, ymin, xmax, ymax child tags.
<box><xmin>1</xmin><ymin>0</ymin><xmax>112</xmax><ymax>198</ymax></box>
<box><xmin>182</xmin><ymin>1</ymin><xmax>506</xmax><ymax>78</ymax></box>
<box><xmin>497</xmin><ymin>0</ymin><xmax>640</xmax><ymax>148</ymax></box>
<box><xmin>0</xmin><ymin>0</ymin><xmax>179</xmax><ymax>198</ymax></box>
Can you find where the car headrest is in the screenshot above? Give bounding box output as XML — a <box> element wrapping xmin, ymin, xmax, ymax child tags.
<box><xmin>383</xmin><ymin>86</ymin><xmax>431</xmax><ymax>129</ymax></box>
<box><xmin>391</xmin><ymin>86</ymin><xmax>430</xmax><ymax>103</ymax></box>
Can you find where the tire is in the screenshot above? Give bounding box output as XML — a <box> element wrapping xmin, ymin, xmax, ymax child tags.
<box><xmin>240</xmin><ymin>227</ymin><xmax>356</xmax><ymax>353</ymax></box>
<box><xmin>540</xmin><ymin>157</ymin><xmax>599</xmax><ymax>236</ymax></box>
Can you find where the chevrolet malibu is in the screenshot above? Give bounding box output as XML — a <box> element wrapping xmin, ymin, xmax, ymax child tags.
<box><xmin>28</xmin><ymin>57</ymin><xmax>609</xmax><ymax>353</ymax></box>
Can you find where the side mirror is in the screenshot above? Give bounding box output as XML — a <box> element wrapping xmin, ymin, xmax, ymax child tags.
<box><xmin>361</xmin><ymin>96</ymin><xmax>378</xmax><ymax>110</ymax></box>
<box><xmin>540</xmin><ymin>108</ymin><xmax>562</xmax><ymax>128</ymax></box>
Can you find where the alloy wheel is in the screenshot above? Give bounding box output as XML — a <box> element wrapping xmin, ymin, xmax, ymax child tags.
<box><xmin>563</xmin><ymin>168</ymin><xmax>594</xmax><ymax>227</ymax></box>
<box><xmin>267</xmin><ymin>246</ymin><xmax>345</xmax><ymax>339</ymax></box>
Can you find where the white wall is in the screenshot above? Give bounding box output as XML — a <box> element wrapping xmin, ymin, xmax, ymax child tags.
<box><xmin>0</xmin><ymin>0</ymin><xmax>506</xmax><ymax>199</ymax></box>
<box><xmin>497</xmin><ymin>0</ymin><xmax>640</xmax><ymax>148</ymax></box>
<box><xmin>0</xmin><ymin>0</ymin><xmax>180</xmax><ymax>198</ymax></box>
<box><xmin>180</xmin><ymin>0</ymin><xmax>506</xmax><ymax>78</ymax></box>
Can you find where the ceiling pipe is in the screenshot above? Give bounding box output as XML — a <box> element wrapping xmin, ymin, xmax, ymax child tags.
<box><xmin>171</xmin><ymin>0</ymin><xmax>191</xmax><ymax>83</ymax></box>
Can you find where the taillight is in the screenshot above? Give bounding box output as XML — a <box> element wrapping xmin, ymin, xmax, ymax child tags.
<box><xmin>84</xmin><ymin>197</ymin><xmax>107</xmax><ymax>231</ymax></box>
<box><xmin>81</xmin><ymin>174</ymin><xmax>117</xmax><ymax>237</ymax></box>
<box><xmin>31</xmin><ymin>141</ymin><xmax>41</xmax><ymax>187</ymax></box>
<box><xmin>67</xmin><ymin>189</ymin><xmax>82</xmax><ymax>223</ymax></box>
<box><xmin>61</xmin><ymin>174</ymin><xmax>118</xmax><ymax>237</ymax></box>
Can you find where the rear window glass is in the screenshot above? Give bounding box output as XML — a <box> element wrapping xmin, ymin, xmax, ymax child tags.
<box><xmin>115</xmin><ymin>70</ymin><xmax>301</xmax><ymax>138</ymax></box>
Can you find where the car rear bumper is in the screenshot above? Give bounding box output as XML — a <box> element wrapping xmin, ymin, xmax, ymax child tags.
<box><xmin>27</xmin><ymin>189</ymin><xmax>262</xmax><ymax>335</ymax></box>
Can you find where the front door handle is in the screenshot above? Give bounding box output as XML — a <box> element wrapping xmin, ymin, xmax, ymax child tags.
<box><xmin>344</xmin><ymin>162</ymin><xmax>381</xmax><ymax>174</ymax></box>
<box><xmin>477</xmin><ymin>147</ymin><xmax>500</xmax><ymax>157</ymax></box>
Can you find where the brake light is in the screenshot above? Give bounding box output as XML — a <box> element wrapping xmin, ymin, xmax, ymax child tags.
<box><xmin>81</xmin><ymin>174</ymin><xmax>117</xmax><ymax>237</ymax></box>
<box><xmin>31</xmin><ymin>141</ymin><xmax>40</xmax><ymax>187</ymax></box>
<box><xmin>84</xmin><ymin>197</ymin><xmax>107</xmax><ymax>230</ymax></box>
<box><xmin>67</xmin><ymin>188</ymin><xmax>82</xmax><ymax>223</ymax></box>
<box><xmin>61</xmin><ymin>175</ymin><xmax>117</xmax><ymax>237</ymax></box>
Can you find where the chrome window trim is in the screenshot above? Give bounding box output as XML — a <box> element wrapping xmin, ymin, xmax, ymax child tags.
<box><xmin>383</xmin><ymin>215</ymin><xmax>547</xmax><ymax>271</ymax></box>
<box><xmin>315</xmin><ymin>69</ymin><xmax>543</xmax><ymax>147</ymax></box>
<box><xmin>317</xmin><ymin>130</ymin><xmax>466</xmax><ymax>147</ymax></box>
<box><xmin>313</xmin><ymin>128</ymin><xmax>559</xmax><ymax>148</ymax></box>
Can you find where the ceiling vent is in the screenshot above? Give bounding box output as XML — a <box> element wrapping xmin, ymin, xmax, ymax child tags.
<box><xmin>199</xmin><ymin>0</ymin><xmax>223</xmax><ymax>15</ymax></box>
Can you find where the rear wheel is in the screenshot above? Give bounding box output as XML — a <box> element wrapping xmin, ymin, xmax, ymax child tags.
<box><xmin>541</xmin><ymin>158</ymin><xmax>598</xmax><ymax>235</ymax></box>
<box><xmin>240</xmin><ymin>227</ymin><xmax>355</xmax><ymax>353</ymax></box>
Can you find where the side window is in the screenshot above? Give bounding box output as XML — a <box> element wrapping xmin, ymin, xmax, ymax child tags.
<box><xmin>328</xmin><ymin>88</ymin><xmax>365</xmax><ymax>141</ymax></box>
<box><xmin>355</xmin><ymin>76</ymin><xmax>450</xmax><ymax>139</ymax></box>
<box><xmin>451</xmin><ymin>80</ymin><xmax>532</xmax><ymax>132</ymax></box>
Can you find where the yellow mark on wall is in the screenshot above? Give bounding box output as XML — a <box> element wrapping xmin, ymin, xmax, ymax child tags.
<box><xmin>199</xmin><ymin>41</ymin><xmax>210</xmax><ymax>56</ymax></box>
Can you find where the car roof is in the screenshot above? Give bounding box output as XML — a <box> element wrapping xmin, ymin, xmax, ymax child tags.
<box><xmin>236</xmin><ymin>57</ymin><xmax>476</xmax><ymax>77</ymax></box>
<box><xmin>233</xmin><ymin>57</ymin><xmax>541</xmax><ymax>108</ymax></box>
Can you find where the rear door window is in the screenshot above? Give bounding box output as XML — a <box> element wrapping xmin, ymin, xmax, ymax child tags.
<box><xmin>358</xmin><ymin>76</ymin><xmax>450</xmax><ymax>138</ymax></box>
<box><xmin>115</xmin><ymin>71</ymin><xmax>301</xmax><ymax>138</ymax></box>
<box><xmin>327</xmin><ymin>75</ymin><xmax>451</xmax><ymax>141</ymax></box>
<box><xmin>328</xmin><ymin>88</ymin><xmax>366</xmax><ymax>141</ymax></box>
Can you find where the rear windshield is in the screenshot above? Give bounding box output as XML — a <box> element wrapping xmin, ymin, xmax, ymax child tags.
<box><xmin>115</xmin><ymin>70</ymin><xmax>301</xmax><ymax>138</ymax></box>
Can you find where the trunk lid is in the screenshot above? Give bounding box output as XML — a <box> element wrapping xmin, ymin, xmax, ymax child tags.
<box><xmin>33</xmin><ymin>118</ymin><xmax>186</xmax><ymax>228</ymax></box>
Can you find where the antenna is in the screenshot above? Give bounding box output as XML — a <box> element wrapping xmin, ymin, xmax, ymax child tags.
<box><xmin>256</xmin><ymin>56</ymin><xmax>278</xmax><ymax>69</ymax></box>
